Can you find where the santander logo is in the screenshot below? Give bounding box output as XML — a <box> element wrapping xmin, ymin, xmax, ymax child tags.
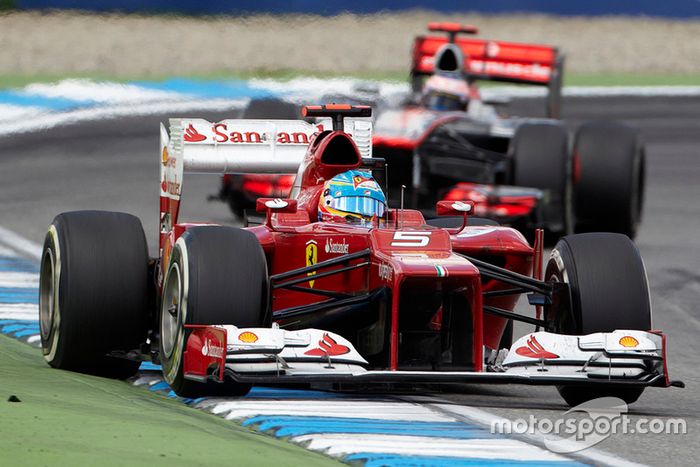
<box><xmin>182</xmin><ymin>123</ymin><xmax>326</xmax><ymax>145</ymax></box>
<box><xmin>325</xmin><ymin>237</ymin><xmax>349</xmax><ymax>254</ymax></box>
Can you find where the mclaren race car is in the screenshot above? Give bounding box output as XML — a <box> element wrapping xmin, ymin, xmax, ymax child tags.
<box><xmin>216</xmin><ymin>23</ymin><xmax>645</xmax><ymax>239</ymax></box>
<box><xmin>38</xmin><ymin>105</ymin><xmax>679</xmax><ymax>407</ymax></box>
<box><xmin>374</xmin><ymin>22</ymin><xmax>646</xmax><ymax>238</ymax></box>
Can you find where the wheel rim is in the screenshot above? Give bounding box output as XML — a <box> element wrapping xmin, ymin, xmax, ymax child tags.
<box><xmin>160</xmin><ymin>263</ymin><xmax>182</xmax><ymax>359</ymax></box>
<box><xmin>39</xmin><ymin>248</ymin><xmax>56</xmax><ymax>340</ymax></box>
<box><xmin>546</xmin><ymin>249</ymin><xmax>575</xmax><ymax>333</ymax></box>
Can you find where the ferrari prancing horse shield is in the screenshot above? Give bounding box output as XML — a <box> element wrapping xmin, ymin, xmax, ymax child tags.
<box><xmin>305</xmin><ymin>240</ymin><xmax>317</xmax><ymax>287</ymax></box>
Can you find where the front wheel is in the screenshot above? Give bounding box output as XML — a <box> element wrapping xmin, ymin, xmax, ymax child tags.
<box><xmin>159</xmin><ymin>226</ymin><xmax>269</xmax><ymax>397</ymax></box>
<box><xmin>39</xmin><ymin>211</ymin><xmax>149</xmax><ymax>379</ymax></box>
<box><xmin>545</xmin><ymin>233</ymin><xmax>651</xmax><ymax>406</ymax></box>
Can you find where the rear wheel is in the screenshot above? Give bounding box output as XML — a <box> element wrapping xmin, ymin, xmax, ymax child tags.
<box><xmin>573</xmin><ymin>121</ymin><xmax>645</xmax><ymax>238</ymax></box>
<box><xmin>159</xmin><ymin>226</ymin><xmax>269</xmax><ymax>397</ymax></box>
<box><xmin>39</xmin><ymin>211</ymin><xmax>149</xmax><ymax>379</ymax></box>
<box><xmin>511</xmin><ymin>122</ymin><xmax>572</xmax><ymax>238</ymax></box>
<box><xmin>545</xmin><ymin>233</ymin><xmax>651</xmax><ymax>406</ymax></box>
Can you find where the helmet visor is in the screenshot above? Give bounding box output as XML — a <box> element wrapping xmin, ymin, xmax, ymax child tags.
<box><xmin>424</xmin><ymin>92</ymin><xmax>466</xmax><ymax>111</ymax></box>
<box><xmin>330</xmin><ymin>196</ymin><xmax>386</xmax><ymax>219</ymax></box>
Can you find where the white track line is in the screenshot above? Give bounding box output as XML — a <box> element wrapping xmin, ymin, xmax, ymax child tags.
<box><xmin>0</xmin><ymin>104</ymin><xmax>48</xmax><ymax>124</ymax></box>
<box><xmin>426</xmin><ymin>402</ymin><xmax>646</xmax><ymax>467</ymax></box>
<box><xmin>292</xmin><ymin>433</ymin><xmax>570</xmax><ymax>461</ymax></box>
<box><xmin>206</xmin><ymin>399</ymin><xmax>453</xmax><ymax>422</ymax></box>
<box><xmin>0</xmin><ymin>98</ymin><xmax>247</xmax><ymax>137</ymax></box>
<box><xmin>22</xmin><ymin>79</ymin><xmax>184</xmax><ymax>104</ymax></box>
<box><xmin>0</xmin><ymin>303</ymin><xmax>39</xmax><ymax>321</ymax></box>
<box><xmin>0</xmin><ymin>271</ymin><xmax>40</xmax><ymax>288</ymax></box>
<box><xmin>0</xmin><ymin>226</ymin><xmax>42</xmax><ymax>260</ymax></box>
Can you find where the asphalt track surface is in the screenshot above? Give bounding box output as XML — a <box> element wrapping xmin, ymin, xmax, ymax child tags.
<box><xmin>0</xmin><ymin>95</ymin><xmax>698</xmax><ymax>465</ymax></box>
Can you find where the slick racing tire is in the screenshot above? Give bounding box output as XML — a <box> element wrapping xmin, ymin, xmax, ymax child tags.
<box><xmin>159</xmin><ymin>226</ymin><xmax>269</xmax><ymax>398</ymax></box>
<box><xmin>426</xmin><ymin>216</ymin><xmax>499</xmax><ymax>228</ymax></box>
<box><xmin>573</xmin><ymin>121</ymin><xmax>645</xmax><ymax>238</ymax></box>
<box><xmin>545</xmin><ymin>233</ymin><xmax>651</xmax><ymax>406</ymax></box>
<box><xmin>39</xmin><ymin>211</ymin><xmax>149</xmax><ymax>379</ymax></box>
<box><xmin>511</xmin><ymin>122</ymin><xmax>572</xmax><ymax>237</ymax></box>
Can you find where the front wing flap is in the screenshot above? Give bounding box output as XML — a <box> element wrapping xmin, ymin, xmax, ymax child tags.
<box><xmin>182</xmin><ymin>326</ymin><xmax>672</xmax><ymax>388</ymax></box>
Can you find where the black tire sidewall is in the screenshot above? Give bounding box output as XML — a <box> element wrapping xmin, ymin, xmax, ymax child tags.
<box><xmin>159</xmin><ymin>226</ymin><xmax>269</xmax><ymax>396</ymax></box>
<box><xmin>41</xmin><ymin>211</ymin><xmax>148</xmax><ymax>377</ymax></box>
<box><xmin>511</xmin><ymin>122</ymin><xmax>572</xmax><ymax>235</ymax></box>
<box><xmin>573</xmin><ymin>121</ymin><xmax>644</xmax><ymax>237</ymax></box>
<box><xmin>546</xmin><ymin>233</ymin><xmax>651</xmax><ymax>406</ymax></box>
<box><xmin>546</xmin><ymin>233</ymin><xmax>651</xmax><ymax>334</ymax></box>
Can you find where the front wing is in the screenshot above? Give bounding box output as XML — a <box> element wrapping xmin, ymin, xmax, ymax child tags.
<box><xmin>182</xmin><ymin>325</ymin><xmax>673</xmax><ymax>389</ymax></box>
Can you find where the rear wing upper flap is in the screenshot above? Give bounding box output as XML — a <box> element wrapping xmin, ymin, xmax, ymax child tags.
<box><xmin>159</xmin><ymin>114</ymin><xmax>372</xmax><ymax>206</ymax></box>
<box><xmin>168</xmin><ymin>116</ymin><xmax>371</xmax><ymax>174</ymax></box>
<box><xmin>411</xmin><ymin>35</ymin><xmax>564</xmax><ymax>118</ymax></box>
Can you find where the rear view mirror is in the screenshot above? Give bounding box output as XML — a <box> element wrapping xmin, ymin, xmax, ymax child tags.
<box><xmin>255</xmin><ymin>198</ymin><xmax>298</xmax><ymax>214</ymax></box>
<box><xmin>436</xmin><ymin>200</ymin><xmax>474</xmax><ymax>217</ymax></box>
<box><xmin>435</xmin><ymin>200</ymin><xmax>474</xmax><ymax>233</ymax></box>
<box><xmin>256</xmin><ymin>198</ymin><xmax>298</xmax><ymax>229</ymax></box>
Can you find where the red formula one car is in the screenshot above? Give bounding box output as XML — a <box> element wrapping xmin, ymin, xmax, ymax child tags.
<box><xmin>38</xmin><ymin>105</ymin><xmax>679</xmax><ymax>406</ymax></box>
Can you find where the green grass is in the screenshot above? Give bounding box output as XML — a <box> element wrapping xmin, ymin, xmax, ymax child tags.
<box><xmin>0</xmin><ymin>335</ymin><xmax>340</xmax><ymax>467</ymax></box>
<box><xmin>0</xmin><ymin>70</ymin><xmax>698</xmax><ymax>90</ymax></box>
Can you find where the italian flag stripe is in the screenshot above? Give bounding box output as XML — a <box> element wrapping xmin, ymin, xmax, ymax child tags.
<box><xmin>435</xmin><ymin>265</ymin><xmax>448</xmax><ymax>277</ymax></box>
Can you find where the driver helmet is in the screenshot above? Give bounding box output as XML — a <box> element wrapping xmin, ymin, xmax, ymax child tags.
<box><xmin>318</xmin><ymin>169</ymin><xmax>386</xmax><ymax>226</ymax></box>
<box><xmin>422</xmin><ymin>74</ymin><xmax>470</xmax><ymax>111</ymax></box>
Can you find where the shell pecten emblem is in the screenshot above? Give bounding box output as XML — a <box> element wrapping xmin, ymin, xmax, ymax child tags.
<box><xmin>305</xmin><ymin>240</ymin><xmax>317</xmax><ymax>288</ymax></box>
<box><xmin>238</xmin><ymin>331</ymin><xmax>258</xmax><ymax>343</ymax></box>
<box><xmin>619</xmin><ymin>335</ymin><xmax>640</xmax><ymax>348</ymax></box>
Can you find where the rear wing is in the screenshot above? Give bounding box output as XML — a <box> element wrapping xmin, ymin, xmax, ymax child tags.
<box><xmin>158</xmin><ymin>112</ymin><xmax>372</xmax><ymax>251</ymax></box>
<box><xmin>411</xmin><ymin>31</ymin><xmax>564</xmax><ymax>118</ymax></box>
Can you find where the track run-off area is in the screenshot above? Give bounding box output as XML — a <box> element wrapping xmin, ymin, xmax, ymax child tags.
<box><xmin>0</xmin><ymin>79</ymin><xmax>698</xmax><ymax>466</ymax></box>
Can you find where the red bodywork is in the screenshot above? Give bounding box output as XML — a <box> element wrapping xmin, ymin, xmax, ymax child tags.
<box><xmin>163</xmin><ymin>120</ymin><xmax>535</xmax><ymax>373</ymax></box>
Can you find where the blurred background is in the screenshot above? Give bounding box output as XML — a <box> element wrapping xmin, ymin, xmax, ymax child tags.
<box><xmin>1</xmin><ymin>1</ymin><xmax>699</xmax><ymax>87</ymax></box>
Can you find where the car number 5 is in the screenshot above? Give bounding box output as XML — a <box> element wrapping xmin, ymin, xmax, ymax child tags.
<box><xmin>391</xmin><ymin>231</ymin><xmax>432</xmax><ymax>247</ymax></box>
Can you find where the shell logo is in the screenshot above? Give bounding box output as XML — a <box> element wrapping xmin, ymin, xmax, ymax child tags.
<box><xmin>238</xmin><ymin>331</ymin><xmax>258</xmax><ymax>343</ymax></box>
<box><xmin>619</xmin><ymin>335</ymin><xmax>639</xmax><ymax>348</ymax></box>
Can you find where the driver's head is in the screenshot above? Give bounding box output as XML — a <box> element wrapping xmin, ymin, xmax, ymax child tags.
<box><xmin>422</xmin><ymin>74</ymin><xmax>470</xmax><ymax>111</ymax></box>
<box><xmin>318</xmin><ymin>170</ymin><xmax>386</xmax><ymax>226</ymax></box>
